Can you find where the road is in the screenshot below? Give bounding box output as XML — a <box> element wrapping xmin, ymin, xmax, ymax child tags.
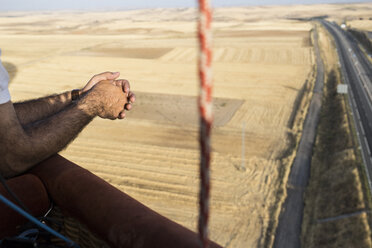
<box><xmin>274</xmin><ymin>20</ymin><xmax>372</xmax><ymax>248</ymax></box>
<box><xmin>321</xmin><ymin>20</ymin><xmax>372</xmax><ymax>193</ymax></box>
<box><xmin>273</xmin><ymin>28</ymin><xmax>324</xmax><ymax>248</ymax></box>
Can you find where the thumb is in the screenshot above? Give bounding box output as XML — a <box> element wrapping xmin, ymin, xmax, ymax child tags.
<box><xmin>92</xmin><ymin>72</ymin><xmax>120</xmax><ymax>84</ymax></box>
<box><xmin>107</xmin><ymin>71</ymin><xmax>120</xmax><ymax>80</ymax></box>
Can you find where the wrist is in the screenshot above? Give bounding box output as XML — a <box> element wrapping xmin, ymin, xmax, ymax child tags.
<box><xmin>71</xmin><ymin>89</ymin><xmax>82</xmax><ymax>102</ymax></box>
<box><xmin>76</xmin><ymin>93</ymin><xmax>98</xmax><ymax>118</ymax></box>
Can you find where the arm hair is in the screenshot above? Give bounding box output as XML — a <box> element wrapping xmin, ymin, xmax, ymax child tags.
<box><xmin>13</xmin><ymin>91</ymin><xmax>74</xmax><ymax>127</ymax></box>
<box><xmin>0</xmin><ymin>96</ymin><xmax>95</xmax><ymax>178</ymax></box>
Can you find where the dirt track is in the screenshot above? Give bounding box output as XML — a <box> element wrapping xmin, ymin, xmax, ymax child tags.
<box><xmin>274</xmin><ymin>26</ymin><xmax>324</xmax><ymax>248</ymax></box>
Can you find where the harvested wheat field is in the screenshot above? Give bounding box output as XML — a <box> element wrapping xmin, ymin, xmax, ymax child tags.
<box><xmin>348</xmin><ymin>19</ymin><xmax>372</xmax><ymax>31</ymax></box>
<box><xmin>0</xmin><ymin>6</ymin><xmax>318</xmax><ymax>247</ymax></box>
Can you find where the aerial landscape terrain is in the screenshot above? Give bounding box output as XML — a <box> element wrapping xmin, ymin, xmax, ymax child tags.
<box><xmin>0</xmin><ymin>2</ymin><xmax>372</xmax><ymax>247</ymax></box>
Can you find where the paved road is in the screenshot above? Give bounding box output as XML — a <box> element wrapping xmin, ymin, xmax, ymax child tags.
<box><xmin>274</xmin><ymin>20</ymin><xmax>372</xmax><ymax>248</ymax></box>
<box><xmin>273</xmin><ymin>28</ymin><xmax>324</xmax><ymax>248</ymax></box>
<box><xmin>321</xmin><ymin>20</ymin><xmax>372</xmax><ymax>193</ymax></box>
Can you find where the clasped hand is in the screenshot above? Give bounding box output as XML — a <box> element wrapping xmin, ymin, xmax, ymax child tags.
<box><xmin>82</xmin><ymin>71</ymin><xmax>136</xmax><ymax>120</ymax></box>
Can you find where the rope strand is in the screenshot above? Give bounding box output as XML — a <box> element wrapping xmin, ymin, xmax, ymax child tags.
<box><xmin>198</xmin><ymin>0</ymin><xmax>213</xmax><ymax>247</ymax></box>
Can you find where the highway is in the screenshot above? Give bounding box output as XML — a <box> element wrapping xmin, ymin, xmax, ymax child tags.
<box><xmin>321</xmin><ymin>20</ymin><xmax>372</xmax><ymax>193</ymax></box>
<box><xmin>274</xmin><ymin>20</ymin><xmax>372</xmax><ymax>248</ymax></box>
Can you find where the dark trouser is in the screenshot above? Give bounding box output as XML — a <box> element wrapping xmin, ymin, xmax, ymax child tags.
<box><xmin>0</xmin><ymin>154</ymin><xmax>222</xmax><ymax>248</ymax></box>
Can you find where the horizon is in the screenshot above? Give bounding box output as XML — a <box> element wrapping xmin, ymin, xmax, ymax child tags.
<box><xmin>0</xmin><ymin>0</ymin><xmax>371</xmax><ymax>11</ymax></box>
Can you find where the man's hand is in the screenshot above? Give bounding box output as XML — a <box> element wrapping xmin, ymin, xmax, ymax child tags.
<box><xmin>82</xmin><ymin>72</ymin><xmax>136</xmax><ymax>119</ymax></box>
<box><xmin>82</xmin><ymin>71</ymin><xmax>120</xmax><ymax>93</ymax></box>
<box><xmin>80</xmin><ymin>80</ymin><xmax>129</xmax><ymax>120</ymax></box>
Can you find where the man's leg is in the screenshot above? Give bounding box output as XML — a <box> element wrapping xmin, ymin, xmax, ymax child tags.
<box><xmin>30</xmin><ymin>154</ymin><xmax>222</xmax><ymax>248</ymax></box>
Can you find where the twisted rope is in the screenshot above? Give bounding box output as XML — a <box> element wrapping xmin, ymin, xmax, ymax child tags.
<box><xmin>197</xmin><ymin>0</ymin><xmax>213</xmax><ymax>247</ymax></box>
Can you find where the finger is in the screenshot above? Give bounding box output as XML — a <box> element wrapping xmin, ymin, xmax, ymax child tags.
<box><xmin>128</xmin><ymin>92</ymin><xmax>136</xmax><ymax>103</ymax></box>
<box><xmin>115</xmin><ymin>79</ymin><xmax>130</xmax><ymax>93</ymax></box>
<box><xmin>107</xmin><ymin>71</ymin><xmax>120</xmax><ymax>80</ymax></box>
<box><xmin>122</xmin><ymin>80</ymin><xmax>130</xmax><ymax>93</ymax></box>
<box><xmin>125</xmin><ymin>103</ymin><xmax>132</xmax><ymax>111</ymax></box>
<box><xmin>92</xmin><ymin>72</ymin><xmax>120</xmax><ymax>84</ymax></box>
<box><xmin>98</xmin><ymin>79</ymin><xmax>114</xmax><ymax>86</ymax></box>
<box><xmin>119</xmin><ymin>111</ymin><xmax>126</xmax><ymax>119</ymax></box>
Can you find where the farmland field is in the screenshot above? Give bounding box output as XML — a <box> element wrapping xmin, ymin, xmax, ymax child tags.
<box><xmin>1</xmin><ymin>3</ymin><xmax>370</xmax><ymax>247</ymax></box>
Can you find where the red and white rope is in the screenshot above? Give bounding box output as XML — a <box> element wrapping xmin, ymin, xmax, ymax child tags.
<box><xmin>198</xmin><ymin>0</ymin><xmax>213</xmax><ymax>247</ymax></box>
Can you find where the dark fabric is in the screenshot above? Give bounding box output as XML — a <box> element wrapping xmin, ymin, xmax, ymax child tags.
<box><xmin>0</xmin><ymin>174</ymin><xmax>50</xmax><ymax>238</ymax></box>
<box><xmin>30</xmin><ymin>154</ymin><xmax>222</xmax><ymax>248</ymax></box>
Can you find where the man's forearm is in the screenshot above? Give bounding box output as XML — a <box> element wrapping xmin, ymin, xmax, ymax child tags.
<box><xmin>1</xmin><ymin>98</ymin><xmax>95</xmax><ymax>178</ymax></box>
<box><xmin>0</xmin><ymin>79</ymin><xmax>129</xmax><ymax>178</ymax></box>
<box><xmin>13</xmin><ymin>91</ymin><xmax>74</xmax><ymax>126</ymax></box>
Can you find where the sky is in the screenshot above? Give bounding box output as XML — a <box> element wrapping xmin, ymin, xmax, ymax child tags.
<box><xmin>0</xmin><ymin>0</ymin><xmax>371</xmax><ymax>11</ymax></box>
